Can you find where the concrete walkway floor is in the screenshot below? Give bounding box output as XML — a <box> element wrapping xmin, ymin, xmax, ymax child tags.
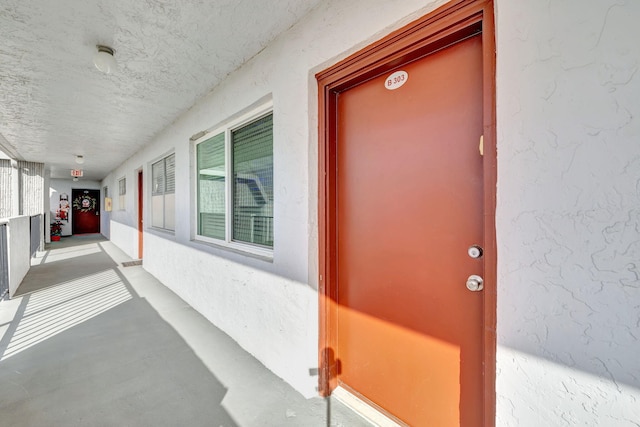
<box><xmin>0</xmin><ymin>235</ymin><xmax>369</xmax><ymax>427</ymax></box>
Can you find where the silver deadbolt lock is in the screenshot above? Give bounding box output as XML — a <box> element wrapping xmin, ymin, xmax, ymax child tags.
<box><xmin>466</xmin><ymin>275</ymin><xmax>484</xmax><ymax>292</ymax></box>
<box><xmin>468</xmin><ymin>245</ymin><xmax>483</xmax><ymax>259</ymax></box>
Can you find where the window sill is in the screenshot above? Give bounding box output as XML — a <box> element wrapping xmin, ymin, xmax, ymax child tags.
<box><xmin>192</xmin><ymin>237</ymin><xmax>273</xmax><ymax>262</ymax></box>
<box><xmin>148</xmin><ymin>226</ymin><xmax>176</xmax><ymax>237</ymax></box>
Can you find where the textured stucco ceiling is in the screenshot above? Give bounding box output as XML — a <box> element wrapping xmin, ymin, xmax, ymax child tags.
<box><xmin>0</xmin><ymin>0</ymin><xmax>322</xmax><ymax>180</ymax></box>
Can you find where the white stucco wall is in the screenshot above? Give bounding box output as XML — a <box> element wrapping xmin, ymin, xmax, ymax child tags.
<box><xmin>496</xmin><ymin>0</ymin><xmax>640</xmax><ymax>425</ymax></box>
<box><xmin>101</xmin><ymin>0</ymin><xmax>640</xmax><ymax>423</ymax></box>
<box><xmin>49</xmin><ymin>179</ymin><xmax>102</xmax><ymax>237</ymax></box>
<box><xmin>108</xmin><ymin>173</ymin><xmax>139</xmax><ymax>259</ymax></box>
<box><xmin>108</xmin><ymin>220</ymin><xmax>137</xmax><ymax>259</ymax></box>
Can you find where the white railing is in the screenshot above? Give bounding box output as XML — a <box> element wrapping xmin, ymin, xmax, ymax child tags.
<box><xmin>0</xmin><ymin>216</ymin><xmax>32</xmax><ymax>299</ymax></box>
<box><xmin>0</xmin><ymin>223</ymin><xmax>8</xmax><ymax>299</ymax></box>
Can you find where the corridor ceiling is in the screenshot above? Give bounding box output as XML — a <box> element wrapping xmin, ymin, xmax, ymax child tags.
<box><xmin>0</xmin><ymin>0</ymin><xmax>323</xmax><ymax>181</ymax></box>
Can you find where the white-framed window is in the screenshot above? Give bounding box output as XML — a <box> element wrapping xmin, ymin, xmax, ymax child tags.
<box><xmin>194</xmin><ymin>104</ymin><xmax>273</xmax><ymax>255</ymax></box>
<box><xmin>118</xmin><ymin>177</ymin><xmax>126</xmax><ymax>210</ymax></box>
<box><xmin>151</xmin><ymin>153</ymin><xmax>175</xmax><ymax>231</ymax></box>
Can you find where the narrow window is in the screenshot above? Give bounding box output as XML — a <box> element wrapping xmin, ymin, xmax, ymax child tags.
<box><xmin>151</xmin><ymin>153</ymin><xmax>175</xmax><ymax>230</ymax></box>
<box><xmin>197</xmin><ymin>133</ymin><xmax>225</xmax><ymax>239</ymax></box>
<box><xmin>118</xmin><ymin>177</ymin><xmax>126</xmax><ymax>210</ymax></box>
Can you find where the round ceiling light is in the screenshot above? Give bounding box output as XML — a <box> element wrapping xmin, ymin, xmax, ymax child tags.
<box><xmin>93</xmin><ymin>45</ymin><xmax>117</xmax><ymax>74</ymax></box>
<box><xmin>75</xmin><ymin>155</ymin><xmax>85</xmax><ymax>164</ymax></box>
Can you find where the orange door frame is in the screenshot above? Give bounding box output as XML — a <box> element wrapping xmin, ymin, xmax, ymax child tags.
<box><xmin>316</xmin><ymin>0</ymin><xmax>496</xmax><ymax>425</ymax></box>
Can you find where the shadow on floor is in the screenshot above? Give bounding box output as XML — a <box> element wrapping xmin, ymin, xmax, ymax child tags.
<box><xmin>15</xmin><ymin>235</ymin><xmax>116</xmax><ymax>297</ymax></box>
<box><xmin>0</xmin><ymin>238</ymin><xmax>237</xmax><ymax>426</ymax></box>
<box><xmin>0</xmin><ymin>236</ymin><xmax>369</xmax><ymax>427</ymax></box>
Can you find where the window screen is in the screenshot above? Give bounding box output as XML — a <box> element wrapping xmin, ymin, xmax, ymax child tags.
<box><xmin>232</xmin><ymin>113</ymin><xmax>273</xmax><ymax>247</ymax></box>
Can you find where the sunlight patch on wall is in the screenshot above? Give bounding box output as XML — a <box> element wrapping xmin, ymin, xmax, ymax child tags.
<box><xmin>1</xmin><ymin>269</ymin><xmax>131</xmax><ymax>360</ymax></box>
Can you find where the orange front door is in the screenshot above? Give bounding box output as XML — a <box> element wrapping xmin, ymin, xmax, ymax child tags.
<box><xmin>335</xmin><ymin>35</ymin><xmax>484</xmax><ymax>426</ymax></box>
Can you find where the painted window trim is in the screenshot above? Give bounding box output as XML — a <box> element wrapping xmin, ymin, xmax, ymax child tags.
<box><xmin>192</xmin><ymin>100</ymin><xmax>274</xmax><ymax>259</ymax></box>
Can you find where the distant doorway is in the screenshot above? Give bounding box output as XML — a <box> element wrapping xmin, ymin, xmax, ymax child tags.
<box><xmin>72</xmin><ymin>189</ymin><xmax>101</xmax><ymax>234</ymax></box>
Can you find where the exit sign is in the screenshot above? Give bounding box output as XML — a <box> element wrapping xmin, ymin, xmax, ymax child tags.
<box><xmin>71</xmin><ymin>169</ymin><xmax>83</xmax><ymax>177</ymax></box>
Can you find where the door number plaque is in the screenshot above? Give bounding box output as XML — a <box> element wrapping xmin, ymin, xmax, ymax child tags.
<box><xmin>385</xmin><ymin>71</ymin><xmax>408</xmax><ymax>90</ymax></box>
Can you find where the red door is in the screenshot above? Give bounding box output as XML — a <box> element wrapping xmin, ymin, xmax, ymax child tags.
<box><xmin>334</xmin><ymin>35</ymin><xmax>484</xmax><ymax>426</ymax></box>
<box><xmin>72</xmin><ymin>189</ymin><xmax>101</xmax><ymax>234</ymax></box>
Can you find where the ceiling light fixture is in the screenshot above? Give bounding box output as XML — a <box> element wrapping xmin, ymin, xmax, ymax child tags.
<box><xmin>75</xmin><ymin>155</ymin><xmax>85</xmax><ymax>164</ymax></box>
<box><xmin>73</xmin><ymin>177</ymin><xmax>79</xmax><ymax>182</ymax></box>
<box><xmin>93</xmin><ymin>45</ymin><xmax>117</xmax><ymax>74</ymax></box>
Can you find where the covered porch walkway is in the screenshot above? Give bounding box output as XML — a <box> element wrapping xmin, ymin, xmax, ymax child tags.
<box><xmin>0</xmin><ymin>235</ymin><xmax>366</xmax><ymax>426</ymax></box>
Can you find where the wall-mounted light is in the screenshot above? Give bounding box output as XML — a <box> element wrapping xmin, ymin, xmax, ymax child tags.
<box><xmin>94</xmin><ymin>45</ymin><xmax>117</xmax><ymax>74</ymax></box>
<box><xmin>75</xmin><ymin>155</ymin><xmax>85</xmax><ymax>164</ymax></box>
